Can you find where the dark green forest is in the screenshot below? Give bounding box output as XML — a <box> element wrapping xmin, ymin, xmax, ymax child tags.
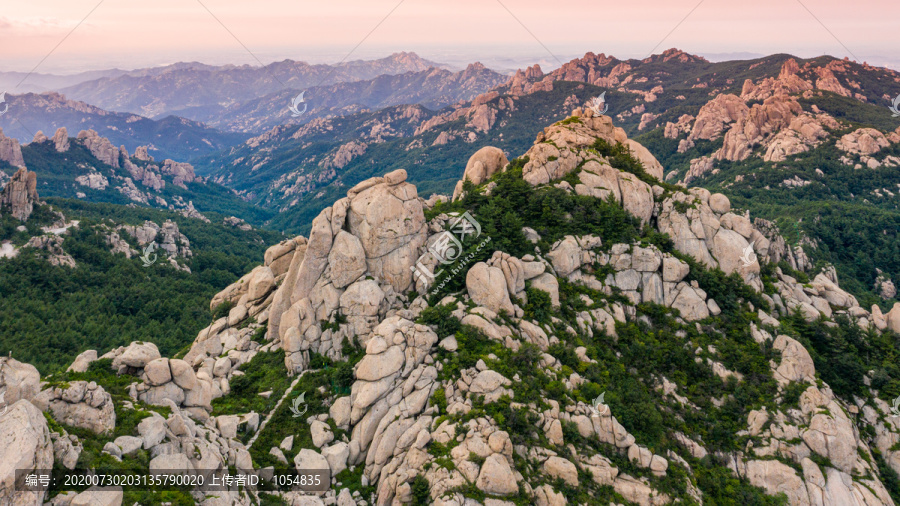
<box><xmin>7</xmin><ymin>139</ymin><xmax>275</xmax><ymax>227</ymax></box>
<box><xmin>0</xmin><ymin>199</ymin><xmax>283</xmax><ymax>373</ymax></box>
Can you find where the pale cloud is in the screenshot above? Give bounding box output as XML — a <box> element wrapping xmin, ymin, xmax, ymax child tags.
<box><xmin>0</xmin><ymin>15</ymin><xmax>83</xmax><ymax>35</ymax></box>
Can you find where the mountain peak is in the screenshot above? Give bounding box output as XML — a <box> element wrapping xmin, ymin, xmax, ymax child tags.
<box><xmin>388</xmin><ymin>50</ymin><xmax>422</xmax><ymax>59</ymax></box>
<box><xmin>379</xmin><ymin>51</ymin><xmax>443</xmax><ymax>71</ymax></box>
<box><xmin>645</xmin><ymin>48</ymin><xmax>709</xmax><ymax>63</ymax></box>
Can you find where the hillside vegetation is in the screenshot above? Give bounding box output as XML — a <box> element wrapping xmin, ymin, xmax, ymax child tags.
<box><xmin>0</xmin><ymin>198</ymin><xmax>282</xmax><ymax>373</ymax></box>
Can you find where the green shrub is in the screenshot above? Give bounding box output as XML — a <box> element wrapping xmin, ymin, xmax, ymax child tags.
<box><xmin>211</xmin><ymin>349</ymin><xmax>291</xmax><ymax>416</ymax></box>
<box><xmin>523</xmin><ymin>287</ymin><xmax>552</xmax><ymax>324</ymax></box>
<box><xmin>430</xmin><ymin>388</ymin><xmax>448</xmax><ymax>414</ymax></box>
<box><xmin>417</xmin><ymin>304</ymin><xmax>462</xmax><ymax>337</ymax></box>
<box><xmin>410</xmin><ymin>475</ymin><xmax>431</xmax><ymax>505</ymax></box>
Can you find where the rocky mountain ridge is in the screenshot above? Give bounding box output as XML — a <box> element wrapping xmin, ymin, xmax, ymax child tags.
<box><xmin>632</xmin><ymin>57</ymin><xmax>900</xmax><ymax>308</ymax></box>
<box><xmin>3</xmin><ymin>108</ymin><xmax>900</xmax><ymax>505</ymax></box>
<box><xmin>396</xmin><ymin>49</ymin><xmax>900</xmax><ymax>168</ymax></box>
<box><xmin>57</xmin><ymin>52</ymin><xmax>448</xmax><ymax>120</ymax></box>
<box><xmin>195</xmin><ymin>63</ymin><xmax>509</xmax><ymax>133</ymax></box>
<box><xmin>0</xmin><ymin>127</ymin><xmax>275</xmax><ymax>227</ymax></box>
<box><xmin>0</xmin><ymin>92</ymin><xmax>249</xmax><ymax>160</ymax></box>
<box><xmin>192</xmin><ymin>80</ymin><xmax>602</xmax><ymax>232</ymax></box>
<box><xmin>665</xmin><ymin>58</ymin><xmax>900</xmax><ymax>185</ymax></box>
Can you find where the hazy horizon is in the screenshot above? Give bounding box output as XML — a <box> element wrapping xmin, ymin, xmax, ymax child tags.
<box><xmin>1</xmin><ymin>0</ymin><xmax>898</xmax><ymax>77</ymax></box>
<box><xmin>2</xmin><ymin>47</ymin><xmax>897</xmax><ymax>79</ymax></box>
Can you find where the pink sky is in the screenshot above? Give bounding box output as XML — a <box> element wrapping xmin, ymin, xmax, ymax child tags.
<box><xmin>1</xmin><ymin>0</ymin><xmax>898</xmax><ymax>73</ymax></box>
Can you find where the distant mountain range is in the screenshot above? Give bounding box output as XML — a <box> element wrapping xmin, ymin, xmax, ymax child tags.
<box><xmin>185</xmin><ymin>63</ymin><xmax>508</xmax><ymax>132</ymax></box>
<box><xmin>0</xmin><ymin>53</ymin><xmax>508</xmax><ymax>156</ymax></box>
<box><xmin>0</xmin><ymin>92</ymin><xmax>248</xmax><ymax>161</ymax></box>
<box><xmin>56</xmin><ymin>52</ymin><xmax>447</xmax><ymax>119</ymax></box>
<box><xmin>0</xmin><ymin>68</ymin><xmax>131</xmax><ymax>94</ymax></box>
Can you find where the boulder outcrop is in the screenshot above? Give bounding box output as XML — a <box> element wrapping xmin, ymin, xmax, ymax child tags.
<box><xmin>33</xmin><ymin>381</ymin><xmax>116</xmax><ymax>434</ymax></box>
<box><xmin>0</xmin><ymin>357</ymin><xmax>41</xmax><ymax>405</ymax></box>
<box><xmin>0</xmin><ymin>400</ymin><xmax>54</xmax><ymax>506</ymax></box>
<box><xmin>836</xmin><ymin>127</ymin><xmax>890</xmax><ymax>155</ymax></box>
<box><xmin>77</xmin><ymin>129</ymin><xmax>120</xmax><ymax>168</ymax></box>
<box><xmin>52</xmin><ymin>127</ymin><xmax>70</xmax><ymax>152</ymax></box>
<box><xmin>0</xmin><ymin>128</ymin><xmax>26</xmax><ymax>168</ymax></box>
<box><xmin>521</xmin><ymin>110</ymin><xmax>665</xmax><ymax>185</ymax></box>
<box><xmin>268</xmin><ymin>169</ymin><xmax>426</xmax><ymax>371</ymax></box>
<box><xmin>0</xmin><ymin>167</ymin><xmax>38</xmax><ymax>220</ymax></box>
<box><xmin>452</xmin><ymin>146</ymin><xmax>509</xmax><ymax>200</ymax></box>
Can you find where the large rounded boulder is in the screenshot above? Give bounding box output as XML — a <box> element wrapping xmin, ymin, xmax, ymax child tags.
<box><xmin>452</xmin><ymin>146</ymin><xmax>509</xmax><ymax>200</ymax></box>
